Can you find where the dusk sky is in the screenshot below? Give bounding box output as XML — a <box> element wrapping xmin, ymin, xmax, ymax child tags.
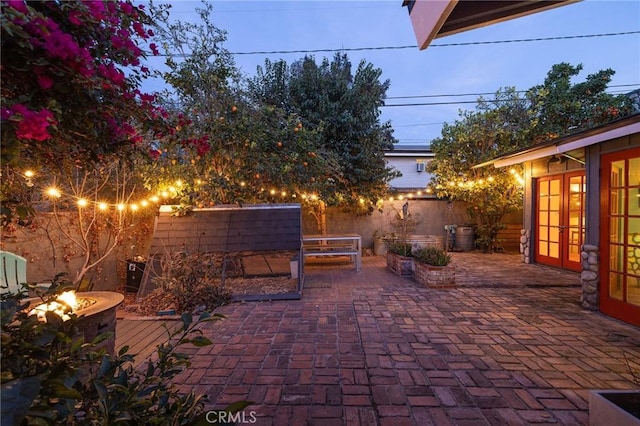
<box><xmin>143</xmin><ymin>0</ymin><xmax>640</xmax><ymax>146</ymax></box>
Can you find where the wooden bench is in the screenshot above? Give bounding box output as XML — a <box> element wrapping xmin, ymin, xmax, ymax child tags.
<box><xmin>302</xmin><ymin>234</ymin><xmax>362</xmax><ymax>271</ymax></box>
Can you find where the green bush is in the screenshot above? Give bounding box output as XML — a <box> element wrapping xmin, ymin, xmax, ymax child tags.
<box><xmin>413</xmin><ymin>246</ymin><xmax>451</xmax><ymax>266</ymax></box>
<box><xmin>1</xmin><ymin>281</ymin><xmax>249</xmax><ymax>425</ymax></box>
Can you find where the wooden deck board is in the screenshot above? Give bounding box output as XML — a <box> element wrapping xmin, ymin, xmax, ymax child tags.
<box><xmin>115</xmin><ymin>319</ymin><xmax>180</xmax><ymax>366</ymax></box>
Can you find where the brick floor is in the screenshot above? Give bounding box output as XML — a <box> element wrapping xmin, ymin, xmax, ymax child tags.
<box><xmin>171</xmin><ymin>253</ymin><xmax>640</xmax><ymax>425</ymax></box>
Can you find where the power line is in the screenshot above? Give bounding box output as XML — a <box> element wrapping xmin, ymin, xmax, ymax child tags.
<box><xmin>386</xmin><ymin>84</ymin><xmax>640</xmax><ymax>100</ymax></box>
<box><xmin>144</xmin><ymin>31</ymin><xmax>639</xmax><ymax>57</ymax></box>
<box><xmin>227</xmin><ymin>31</ymin><xmax>639</xmax><ymax>56</ymax></box>
<box><xmin>383</xmin><ymin>87</ymin><xmax>640</xmax><ymax>107</ymax></box>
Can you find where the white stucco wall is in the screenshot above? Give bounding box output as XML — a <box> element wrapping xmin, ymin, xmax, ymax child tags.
<box><xmin>386</xmin><ymin>157</ymin><xmax>434</xmax><ymax>190</ymax></box>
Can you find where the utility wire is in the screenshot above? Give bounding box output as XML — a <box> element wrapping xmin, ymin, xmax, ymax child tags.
<box><xmin>383</xmin><ymin>86</ymin><xmax>640</xmax><ymax>107</ymax></box>
<box><xmin>229</xmin><ymin>31</ymin><xmax>639</xmax><ymax>55</ymax></box>
<box><xmin>145</xmin><ymin>31</ymin><xmax>639</xmax><ymax>57</ymax></box>
<box><xmin>386</xmin><ymin>84</ymin><xmax>640</xmax><ymax>100</ymax></box>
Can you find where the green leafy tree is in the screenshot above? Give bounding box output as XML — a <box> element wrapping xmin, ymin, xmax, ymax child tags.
<box><xmin>428</xmin><ymin>63</ymin><xmax>633</xmax><ymax>251</ymax></box>
<box><xmin>248</xmin><ymin>54</ymin><xmax>400</xmax><ymax>231</ymax></box>
<box><xmin>529</xmin><ymin>63</ymin><xmax>634</xmax><ymax>140</ymax></box>
<box><xmin>142</xmin><ymin>3</ymin><xmax>328</xmax><ymax>210</ymax></box>
<box><xmin>429</xmin><ymin>88</ymin><xmax>532</xmax><ymax>251</ymax></box>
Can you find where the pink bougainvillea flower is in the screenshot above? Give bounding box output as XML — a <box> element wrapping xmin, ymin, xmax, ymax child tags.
<box><xmin>83</xmin><ymin>0</ymin><xmax>105</xmax><ymax>20</ymax></box>
<box><xmin>68</xmin><ymin>10</ymin><xmax>83</xmax><ymax>25</ymax></box>
<box><xmin>5</xmin><ymin>0</ymin><xmax>28</xmax><ymax>14</ymax></box>
<box><xmin>10</xmin><ymin>105</ymin><xmax>58</xmax><ymax>141</ymax></box>
<box><xmin>37</xmin><ymin>73</ymin><xmax>54</xmax><ymax>89</ymax></box>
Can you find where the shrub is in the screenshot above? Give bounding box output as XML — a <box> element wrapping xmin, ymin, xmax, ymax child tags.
<box><xmin>1</xmin><ymin>284</ymin><xmax>249</xmax><ymax>425</ymax></box>
<box><xmin>413</xmin><ymin>246</ymin><xmax>451</xmax><ymax>266</ymax></box>
<box><xmin>152</xmin><ymin>251</ymin><xmax>233</xmax><ymax>313</ymax></box>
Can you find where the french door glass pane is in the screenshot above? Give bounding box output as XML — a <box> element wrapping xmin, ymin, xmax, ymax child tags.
<box><xmin>611</xmin><ymin>160</ymin><xmax>625</xmax><ymax>187</ymax></box>
<box><xmin>629</xmin><ymin>158</ymin><xmax>640</xmax><ymax>185</ymax></box>
<box><xmin>630</xmin><ymin>188</ymin><xmax>640</xmax><ymax>216</ymax></box>
<box><xmin>609</xmin><ymin>272</ymin><xmax>623</xmax><ymax>300</ymax></box>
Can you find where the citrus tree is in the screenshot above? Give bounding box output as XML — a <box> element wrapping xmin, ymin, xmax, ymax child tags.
<box><xmin>428</xmin><ymin>63</ymin><xmax>634</xmax><ymax>251</ymax></box>
<box><xmin>144</xmin><ymin>3</ymin><xmax>398</xmax><ymax>233</ymax></box>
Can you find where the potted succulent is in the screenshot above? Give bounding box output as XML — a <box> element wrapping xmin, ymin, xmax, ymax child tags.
<box><xmin>412</xmin><ymin>246</ymin><xmax>455</xmax><ymax>288</ymax></box>
<box><xmin>386</xmin><ymin>241</ymin><xmax>414</xmax><ymax>277</ymax></box>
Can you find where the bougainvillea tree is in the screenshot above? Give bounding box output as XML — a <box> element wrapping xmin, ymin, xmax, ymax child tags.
<box><xmin>1</xmin><ymin>0</ymin><xmax>166</xmax><ymax>168</ymax></box>
<box><xmin>1</xmin><ymin>0</ymin><xmax>169</xmax><ymax>284</ymax></box>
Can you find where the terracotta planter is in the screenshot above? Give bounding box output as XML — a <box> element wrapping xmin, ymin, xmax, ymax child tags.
<box><xmin>589</xmin><ymin>390</ymin><xmax>640</xmax><ymax>425</ymax></box>
<box><xmin>413</xmin><ymin>262</ymin><xmax>456</xmax><ymax>288</ymax></box>
<box><xmin>386</xmin><ymin>252</ymin><xmax>413</xmax><ymax>277</ymax></box>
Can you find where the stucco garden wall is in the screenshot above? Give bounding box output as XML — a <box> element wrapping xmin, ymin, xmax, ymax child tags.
<box><xmin>2</xmin><ymin>200</ymin><xmax>522</xmax><ymax>291</ymax></box>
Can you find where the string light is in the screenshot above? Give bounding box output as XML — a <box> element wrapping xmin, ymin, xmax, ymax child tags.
<box><xmin>77</xmin><ymin>199</ymin><xmax>88</xmax><ymax>208</ymax></box>
<box><xmin>46</xmin><ymin>187</ymin><xmax>62</xmax><ymax>198</ymax></box>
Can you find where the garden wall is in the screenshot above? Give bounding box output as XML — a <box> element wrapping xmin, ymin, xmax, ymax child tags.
<box><xmin>1</xmin><ymin>200</ymin><xmax>522</xmax><ymax>292</ymax></box>
<box><xmin>302</xmin><ymin>199</ymin><xmax>522</xmax><ymax>252</ymax></box>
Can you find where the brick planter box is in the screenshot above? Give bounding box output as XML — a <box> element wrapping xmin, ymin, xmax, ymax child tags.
<box><xmin>386</xmin><ymin>252</ymin><xmax>414</xmax><ymax>277</ymax></box>
<box><xmin>413</xmin><ymin>262</ymin><xmax>456</xmax><ymax>288</ymax></box>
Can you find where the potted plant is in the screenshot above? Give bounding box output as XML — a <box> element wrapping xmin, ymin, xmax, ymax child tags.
<box><xmin>412</xmin><ymin>246</ymin><xmax>455</xmax><ymax>288</ymax></box>
<box><xmin>386</xmin><ymin>241</ymin><xmax>414</xmax><ymax>277</ymax></box>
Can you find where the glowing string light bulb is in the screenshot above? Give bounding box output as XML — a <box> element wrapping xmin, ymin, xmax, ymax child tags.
<box><xmin>46</xmin><ymin>187</ymin><xmax>62</xmax><ymax>198</ymax></box>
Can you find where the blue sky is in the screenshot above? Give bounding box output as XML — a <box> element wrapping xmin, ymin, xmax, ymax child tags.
<box><xmin>144</xmin><ymin>0</ymin><xmax>640</xmax><ymax>145</ymax></box>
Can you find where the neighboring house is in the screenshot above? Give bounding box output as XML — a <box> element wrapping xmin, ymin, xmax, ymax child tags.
<box><xmin>384</xmin><ymin>144</ymin><xmax>435</xmax><ymax>196</ymax></box>
<box><xmin>401</xmin><ymin>0</ymin><xmax>640</xmax><ymax>326</ymax></box>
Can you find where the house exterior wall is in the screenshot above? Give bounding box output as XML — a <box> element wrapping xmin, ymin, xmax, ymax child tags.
<box><xmin>517</xmin><ymin>130</ymin><xmax>640</xmax><ymax>325</ymax></box>
<box><xmin>581</xmin><ymin>132</ymin><xmax>639</xmax><ymax>318</ymax></box>
<box><xmin>386</xmin><ymin>157</ymin><xmax>434</xmax><ymax>190</ymax></box>
<box><xmin>521</xmin><ymin>155</ymin><xmax>585</xmax><ymax>263</ymax></box>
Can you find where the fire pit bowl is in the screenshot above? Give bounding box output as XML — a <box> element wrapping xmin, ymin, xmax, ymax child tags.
<box><xmin>26</xmin><ymin>291</ymin><xmax>124</xmax><ymax>354</ymax></box>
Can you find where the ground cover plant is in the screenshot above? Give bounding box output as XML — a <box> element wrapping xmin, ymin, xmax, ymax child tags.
<box><xmin>0</xmin><ymin>281</ymin><xmax>249</xmax><ymax>425</ymax></box>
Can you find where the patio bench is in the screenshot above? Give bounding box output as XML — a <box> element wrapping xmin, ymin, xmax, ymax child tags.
<box><xmin>302</xmin><ymin>234</ymin><xmax>362</xmax><ymax>271</ymax></box>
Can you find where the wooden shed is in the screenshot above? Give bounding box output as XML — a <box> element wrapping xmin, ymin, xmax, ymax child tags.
<box><xmin>138</xmin><ymin>204</ymin><xmax>303</xmax><ymax>301</ymax></box>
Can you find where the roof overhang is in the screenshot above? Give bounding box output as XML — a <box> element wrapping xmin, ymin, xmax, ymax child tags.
<box><xmin>403</xmin><ymin>0</ymin><xmax>580</xmax><ymax>50</ymax></box>
<box><xmin>474</xmin><ymin>115</ymin><xmax>640</xmax><ymax>169</ymax></box>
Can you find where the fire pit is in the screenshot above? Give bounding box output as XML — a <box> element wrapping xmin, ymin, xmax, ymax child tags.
<box><xmin>27</xmin><ymin>291</ymin><xmax>124</xmax><ymax>354</ymax></box>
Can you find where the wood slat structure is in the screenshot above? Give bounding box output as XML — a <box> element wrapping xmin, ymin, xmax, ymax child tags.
<box><xmin>138</xmin><ymin>204</ymin><xmax>303</xmax><ymax>300</ymax></box>
<box><xmin>115</xmin><ymin>319</ymin><xmax>181</xmax><ymax>367</ymax></box>
<box><xmin>497</xmin><ymin>224</ymin><xmax>522</xmax><ymax>252</ymax></box>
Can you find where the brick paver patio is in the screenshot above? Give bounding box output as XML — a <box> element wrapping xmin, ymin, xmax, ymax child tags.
<box><xmin>172</xmin><ymin>253</ymin><xmax>640</xmax><ymax>425</ymax></box>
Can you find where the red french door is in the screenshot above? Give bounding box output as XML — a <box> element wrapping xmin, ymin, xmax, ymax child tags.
<box><xmin>535</xmin><ymin>171</ymin><xmax>585</xmax><ymax>271</ymax></box>
<box><xmin>600</xmin><ymin>147</ymin><xmax>640</xmax><ymax>326</ymax></box>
